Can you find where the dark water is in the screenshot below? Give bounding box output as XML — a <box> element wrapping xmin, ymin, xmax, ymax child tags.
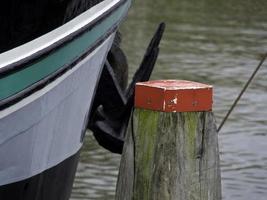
<box><xmin>71</xmin><ymin>0</ymin><xmax>267</xmax><ymax>199</ymax></box>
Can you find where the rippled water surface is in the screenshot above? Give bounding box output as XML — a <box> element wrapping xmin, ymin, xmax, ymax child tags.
<box><xmin>71</xmin><ymin>0</ymin><xmax>267</xmax><ymax>199</ymax></box>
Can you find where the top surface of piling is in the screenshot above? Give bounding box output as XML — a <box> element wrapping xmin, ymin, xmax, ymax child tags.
<box><xmin>135</xmin><ymin>80</ymin><xmax>213</xmax><ymax>112</ymax></box>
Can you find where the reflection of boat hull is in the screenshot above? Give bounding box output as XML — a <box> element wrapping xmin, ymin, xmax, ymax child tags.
<box><xmin>0</xmin><ymin>0</ymin><xmax>130</xmax><ymax>198</ymax></box>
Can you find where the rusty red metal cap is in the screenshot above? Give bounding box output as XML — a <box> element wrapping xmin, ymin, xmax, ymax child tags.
<box><xmin>135</xmin><ymin>80</ymin><xmax>213</xmax><ymax>112</ymax></box>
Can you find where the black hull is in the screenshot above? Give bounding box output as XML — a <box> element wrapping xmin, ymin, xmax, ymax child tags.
<box><xmin>0</xmin><ymin>0</ymin><xmax>104</xmax><ymax>53</ymax></box>
<box><xmin>0</xmin><ymin>150</ymin><xmax>81</xmax><ymax>200</ymax></box>
<box><xmin>0</xmin><ymin>0</ymin><xmax>131</xmax><ymax>198</ymax></box>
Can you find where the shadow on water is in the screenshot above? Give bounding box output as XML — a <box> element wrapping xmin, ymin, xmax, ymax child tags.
<box><xmin>71</xmin><ymin>0</ymin><xmax>267</xmax><ymax>199</ymax></box>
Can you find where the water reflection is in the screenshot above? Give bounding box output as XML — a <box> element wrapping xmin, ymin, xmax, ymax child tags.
<box><xmin>71</xmin><ymin>0</ymin><xmax>267</xmax><ymax>199</ymax></box>
<box><xmin>71</xmin><ymin>133</ymin><xmax>120</xmax><ymax>200</ymax></box>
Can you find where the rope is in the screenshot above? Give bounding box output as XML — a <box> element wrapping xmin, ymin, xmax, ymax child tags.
<box><xmin>217</xmin><ymin>53</ymin><xmax>267</xmax><ymax>133</ymax></box>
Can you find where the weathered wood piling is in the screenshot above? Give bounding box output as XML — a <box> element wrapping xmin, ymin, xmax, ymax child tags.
<box><xmin>115</xmin><ymin>80</ymin><xmax>221</xmax><ymax>200</ymax></box>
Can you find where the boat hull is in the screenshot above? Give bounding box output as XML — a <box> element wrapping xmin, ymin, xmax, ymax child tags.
<box><xmin>0</xmin><ymin>149</ymin><xmax>81</xmax><ymax>200</ymax></box>
<box><xmin>0</xmin><ymin>0</ymin><xmax>131</xmax><ymax>197</ymax></box>
<box><xmin>0</xmin><ymin>33</ymin><xmax>115</xmax><ymax>198</ymax></box>
<box><xmin>0</xmin><ymin>0</ymin><xmax>104</xmax><ymax>53</ymax></box>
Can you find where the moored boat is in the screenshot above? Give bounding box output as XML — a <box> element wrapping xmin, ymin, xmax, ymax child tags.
<box><xmin>0</xmin><ymin>0</ymin><xmax>131</xmax><ymax>199</ymax></box>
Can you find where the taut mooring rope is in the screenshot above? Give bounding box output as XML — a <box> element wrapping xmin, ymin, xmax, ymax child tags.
<box><xmin>218</xmin><ymin>53</ymin><xmax>267</xmax><ymax>133</ymax></box>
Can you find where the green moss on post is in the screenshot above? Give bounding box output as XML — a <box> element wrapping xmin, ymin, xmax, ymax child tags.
<box><xmin>115</xmin><ymin>80</ymin><xmax>221</xmax><ymax>200</ymax></box>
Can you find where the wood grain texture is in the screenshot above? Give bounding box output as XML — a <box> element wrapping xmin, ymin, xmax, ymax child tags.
<box><xmin>116</xmin><ymin>108</ymin><xmax>221</xmax><ymax>200</ymax></box>
<box><xmin>115</xmin><ymin>113</ymin><xmax>135</xmax><ymax>200</ymax></box>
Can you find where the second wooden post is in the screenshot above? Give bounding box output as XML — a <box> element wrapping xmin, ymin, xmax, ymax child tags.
<box><xmin>116</xmin><ymin>80</ymin><xmax>221</xmax><ymax>200</ymax></box>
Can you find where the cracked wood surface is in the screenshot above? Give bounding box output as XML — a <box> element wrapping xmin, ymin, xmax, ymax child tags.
<box><xmin>116</xmin><ymin>109</ymin><xmax>221</xmax><ymax>200</ymax></box>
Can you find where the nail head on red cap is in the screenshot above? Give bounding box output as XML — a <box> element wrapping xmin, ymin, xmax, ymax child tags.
<box><xmin>134</xmin><ymin>80</ymin><xmax>213</xmax><ymax>112</ymax></box>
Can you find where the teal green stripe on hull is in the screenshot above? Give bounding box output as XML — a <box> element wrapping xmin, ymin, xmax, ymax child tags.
<box><xmin>0</xmin><ymin>1</ymin><xmax>129</xmax><ymax>101</ymax></box>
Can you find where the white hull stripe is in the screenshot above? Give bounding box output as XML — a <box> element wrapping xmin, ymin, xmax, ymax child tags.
<box><xmin>0</xmin><ymin>0</ymin><xmax>131</xmax><ymax>105</ymax></box>
<box><xmin>0</xmin><ymin>0</ymin><xmax>123</xmax><ymax>68</ymax></box>
<box><xmin>0</xmin><ymin>34</ymin><xmax>115</xmax><ymax>186</ymax></box>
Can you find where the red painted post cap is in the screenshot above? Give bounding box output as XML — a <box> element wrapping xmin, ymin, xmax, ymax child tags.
<box><xmin>135</xmin><ymin>80</ymin><xmax>213</xmax><ymax>112</ymax></box>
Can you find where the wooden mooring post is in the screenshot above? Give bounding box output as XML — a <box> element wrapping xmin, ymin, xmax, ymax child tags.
<box><xmin>115</xmin><ymin>80</ymin><xmax>221</xmax><ymax>200</ymax></box>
